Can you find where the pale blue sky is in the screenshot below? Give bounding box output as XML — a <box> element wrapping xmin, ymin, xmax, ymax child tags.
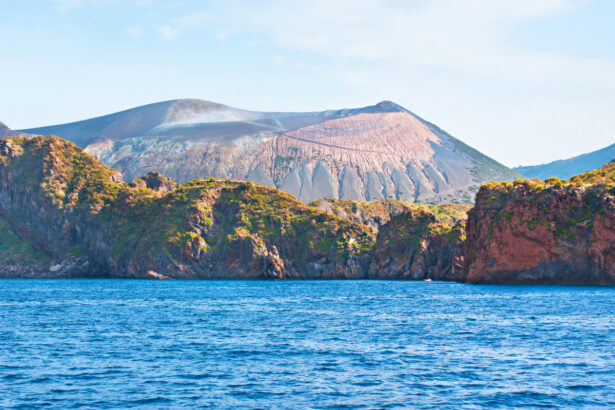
<box><xmin>1</xmin><ymin>0</ymin><xmax>614</xmax><ymax>166</ymax></box>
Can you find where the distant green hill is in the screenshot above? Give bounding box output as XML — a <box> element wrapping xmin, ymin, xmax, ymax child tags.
<box><xmin>514</xmin><ymin>142</ymin><xmax>615</xmax><ymax>180</ymax></box>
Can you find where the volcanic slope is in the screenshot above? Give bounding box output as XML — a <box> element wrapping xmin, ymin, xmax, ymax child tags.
<box><xmin>19</xmin><ymin>99</ymin><xmax>522</xmax><ymax>203</ymax></box>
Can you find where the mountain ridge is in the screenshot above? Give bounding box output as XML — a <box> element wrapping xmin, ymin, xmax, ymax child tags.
<box><xmin>15</xmin><ymin>99</ymin><xmax>522</xmax><ymax>204</ymax></box>
<box><xmin>514</xmin><ymin>142</ymin><xmax>615</xmax><ymax>180</ymax></box>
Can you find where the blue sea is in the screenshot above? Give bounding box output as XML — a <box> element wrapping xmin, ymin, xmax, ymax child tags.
<box><xmin>1</xmin><ymin>280</ymin><xmax>614</xmax><ymax>408</ymax></box>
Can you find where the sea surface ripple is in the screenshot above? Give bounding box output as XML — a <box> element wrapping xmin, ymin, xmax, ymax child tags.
<box><xmin>1</xmin><ymin>280</ymin><xmax>614</xmax><ymax>408</ymax></box>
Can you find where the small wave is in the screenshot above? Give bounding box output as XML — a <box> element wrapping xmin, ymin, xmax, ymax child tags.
<box><xmin>129</xmin><ymin>396</ymin><xmax>174</xmax><ymax>405</ymax></box>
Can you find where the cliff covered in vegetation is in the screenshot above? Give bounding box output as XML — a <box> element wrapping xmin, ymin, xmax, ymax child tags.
<box><xmin>311</xmin><ymin>198</ymin><xmax>469</xmax><ymax>280</ymax></box>
<box><xmin>464</xmin><ymin>166</ymin><xmax>615</xmax><ymax>284</ymax></box>
<box><xmin>309</xmin><ymin>198</ymin><xmax>469</xmax><ymax>229</ymax></box>
<box><xmin>0</xmin><ymin>136</ymin><xmax>379</xmax><ymax>278</ymax></box>
<box><xmin>1</xmin><ymin>136</ymin><xmax>467</xmax><ymax>279</ymax></box>
<box><xmin>2</xmin><ymin>135</ymin><xmax>614</xmax><ymax>284</ymax></box>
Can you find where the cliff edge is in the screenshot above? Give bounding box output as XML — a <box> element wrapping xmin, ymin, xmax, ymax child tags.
<box><xmin>464</xmin><ymin>166</ymin><xmax>615</xmax><ymax>284</ymax></box>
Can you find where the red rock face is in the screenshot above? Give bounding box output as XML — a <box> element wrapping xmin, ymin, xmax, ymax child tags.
<box><xmin>464</xmin><ymin>181</ymin><xmax>615</xmax><ymax>284</ymax></box>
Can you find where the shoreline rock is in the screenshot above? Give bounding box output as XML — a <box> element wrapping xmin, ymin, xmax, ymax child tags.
<box><xmin>1</xmin><ymin>135</ymin><xmax>614</xmax><ymax>284</ymax></box>
<box><xmin>463</xmin><ymin>176</ymin><xmax>615</xmax><ymax>285</ymax></box>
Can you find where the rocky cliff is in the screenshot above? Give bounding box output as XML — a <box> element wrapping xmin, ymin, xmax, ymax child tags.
<box><xmin>3</xmin><ymin>135</ymin><xmax>614</xmax><ymax>284</ymax></box>
<box><xmin>0</xmin><ymin>136</ymin><xmax>376</xmax><ymax>279</ymax></box>
<box><xmin>310</xmin><ymin>198</ymin><xmax>469</xmax><ymax>230</ymax></box>
<box><xmin>367</xmin><ymin>209</ymin><xmax>466</xmax><ymax>281</ymax></box>
<box><xmin>0</xmin><ymin>135</ymin><xmax>468</xmax><ymax>279</ymax></box>
<box><xmin>17</xmin><ymin>99</ymin><xmax>522</xmax><ymax>204</ymax></box>
<box><xmin>464</xmin><ymin>166</ymin><xmax>615</xmax><ymax>284</ymax></box>
<box><xmin>311</xmin><ymin>198</ymin><xmax>469</xmax><ymax>280</ymax></box>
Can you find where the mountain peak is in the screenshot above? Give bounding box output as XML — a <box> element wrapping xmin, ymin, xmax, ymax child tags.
<box><xmin>167</xmin><ymin>98</ymin><xmax>233</xmax><ymax>111</ymax></box>
<box><xmin>18</xmin><ymin>99</ymin><xmax>521</xmax><ymax>204</ymax></box>
<box><xmin>373</xmin><ymin>100</ymin><xmax>407</xmax><ymax>112</ymax></box>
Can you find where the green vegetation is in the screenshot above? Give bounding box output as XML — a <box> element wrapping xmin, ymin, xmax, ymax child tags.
<box><xmin>569</xmin><ymin>160</ymin><xmax>615</xmax><ymax>186</ymax></box>
<box><xmin>309</xmin><ymin>198</ymin><xmax>467</xmax><ymax>275</ymax></box>
<box><xmin>309</xmin><ymin>198</ymin><xmax>470</xmax><ymax>227</ymax></box>
<box><xmin>369</xmin><ymin>206</ymin><xmax>465</xmax><ymax>278</ymax></box>
<box><xmin>0</xmin><ymin>218</ymin><xmax>50</xmax><ymax>266</ymax></box>
<box><xmin>473</xmin><ymin>158</ymin><xmax>615</xmax><ymax>243</ymax></box>
<box><xmin>0</xmin><ymin>136</ymin><xmax>380</xmax><ymax>275</ymax></box>
<box><xmin>207</xmin><ymin>182</ymin><xmax>376</xmax><ymax>263</ymax></box>
<box><xmin>384</xmin><ymin>210</ymin><xmax>462</xmax><ymax>250</ymax></box>
<box><xmin>480</xmin><ymin>159</ymin><xmax>615</xmax><ymax>195</ymax></box>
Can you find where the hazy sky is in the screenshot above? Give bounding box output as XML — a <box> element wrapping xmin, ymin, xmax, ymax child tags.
<box><xmin>1</xmin><ymin>0</ymin><xmax>614</xmax><ymax>167</ymax></box>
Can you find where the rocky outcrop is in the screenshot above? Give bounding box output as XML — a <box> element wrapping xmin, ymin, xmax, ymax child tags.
<box><xmin>19</xmin><ymin>99</ymin><xmax>522</xmax><ymax>204</ymax></box>
<box><xmin>464</xmin><ymin>171</ymin><xmax>615</xmax><ymax>284</ymax></box>
<box><xmin>0</xmin><ymin>215</ymin><xmax>105</xmax><ymax>277</ymax></box>
<box><xmin>3</xmin><ymin>135</ymin><xmax>614</xmax><ymax>284</ymax></box>
<box><xmin>368</xmin><ymin>210</ymin><xmax>466</xmax><ymax>281</ymax></box>
<box><xmin>310</xmin><ymin>198</ymin><xmax>469</xmax><ymax>230</ymax></box>
<box><xmin>311</xmin><ymin>198</ymin><xmax>468</xmax><ymax>280</ymax></box>
<box><xmin>129</xmin><ymin>171</ymin><xmax>177</xmax><ymax>194</ymax></box>
<box><xmin>0</xmin><ymin>136</ymin><xmax>376</xmax><ymax>279</ymax></box>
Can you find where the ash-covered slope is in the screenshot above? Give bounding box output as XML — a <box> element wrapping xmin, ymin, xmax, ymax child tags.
<box><xmin>20</xmin><ymin>99</ymin><xmax>521</xmax><ymax>203</ymax></box>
